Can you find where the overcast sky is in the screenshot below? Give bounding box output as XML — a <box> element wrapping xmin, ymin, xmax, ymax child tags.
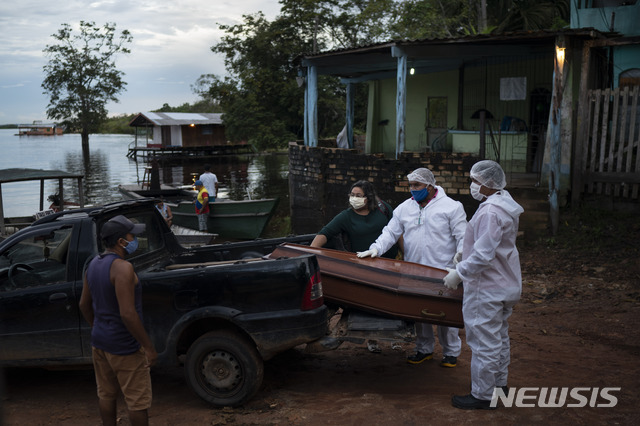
<box><xmin>0</xmin><ymin>0</ymin><xmax>282</xmax><ymax>125</ymax></box>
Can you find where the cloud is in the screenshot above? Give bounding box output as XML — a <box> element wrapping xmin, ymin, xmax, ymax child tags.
<box><xmin>0</xmin><ymin>0</ymin><xmax>281</xmax><ymax>124</ymax></box>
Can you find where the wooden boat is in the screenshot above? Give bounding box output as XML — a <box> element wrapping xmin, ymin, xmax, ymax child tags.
<box><xmin>269</xmin><ymin>244</ymin><xmax>464</xmax><ymax>328</ymax></box>
<box><xmin>168</xmin><ymin>197</ymin><xmax>279</xmax><ymax>240</ymax></box>
<box><xmin>119</xmin><ymin>183</ymin><xmax>279</xmax><ymax>240</ymax></box>
<box><xmin>118</xmin><ymin>183</ymin><xmax>194</xmax><ymax>200</ymax></box>
<box><xmin>170</xmin><ymin>224</ymin><xmax>217</xmax><ymax>247</ymax></box>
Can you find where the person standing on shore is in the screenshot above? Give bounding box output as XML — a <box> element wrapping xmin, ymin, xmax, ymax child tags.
<box><xmin>358</xmin><ymin>168</ymin><xmax>466</xmax><ymax>367</ymax></box>
<box><xmin>199</xmin><ymin>164</ymin><xmax>218</xmax><ymax>202</ymax></box>
<box><xmin>311</xmin><ymin>179</ymin><xmax>398</xmax><ymax>354</ymax></box>
<box><xmin>193</xmin><ymin>180</ymin><xmax>210</xmax><ymax>232</ymax></box>
<box><xmin>79</xmin><ymin>215</ymin><xmax>157</xmax><ymax>426</ymax></box>
<box><xmin>445</xmin><ymin>160</ymin><xmax>524</xmax><ymax>410</ymax></box>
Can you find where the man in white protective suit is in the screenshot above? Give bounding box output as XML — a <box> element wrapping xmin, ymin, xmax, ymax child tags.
<box><xmin>443</xmin><ymin>160</ymin><xmax>524</xmax><ymax>410</ymax></box>
<box><xmin>357</xmin><ymin>167</ymin><xmax>467</xmax><ymax>367</ymax></box>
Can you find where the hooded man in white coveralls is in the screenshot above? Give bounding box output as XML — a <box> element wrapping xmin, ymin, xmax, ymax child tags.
<box><xmin>358</xmin><ymin>167</ymin><xmax>467</xmax><ymax>367</ymax></box>
<box><xmin>443</xmin><ymin>160</ymin><xmax>524</xmax><ymax>410</ymax></box>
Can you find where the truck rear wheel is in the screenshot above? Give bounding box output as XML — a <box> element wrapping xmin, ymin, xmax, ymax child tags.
<box><xmin>185</xmin><ymin>330</ymin><xmax>264</xmax><ymax>407</ymax></box>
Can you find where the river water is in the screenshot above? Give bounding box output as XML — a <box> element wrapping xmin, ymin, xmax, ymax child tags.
<box><xmin>0</xmin><ymin>129</ymin><xmax>291</xmax><ymax>237</ymax></box>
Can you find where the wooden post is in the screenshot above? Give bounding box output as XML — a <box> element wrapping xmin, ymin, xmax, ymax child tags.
<box><xmin>479</xmin><ymin>110</ymin><xmax>486</xmax><ymax>159</ymax></box>
<box><xmin>304</xmin><ymin>70</ymin><xmax>309</xmax><ymax>146</ymax></box>
<box><xmin>307</xmin><ymin>65</ymin><xmax>318</xmax><ymax>147</ymax></box>
<box><xmin>572</xmin><ymin>41</ymin><xmax>592</xmax><ymax>207</ymax></box>
<box><xmin>58</xmin><ymin>178</ymin><xmax>64</xmax><ymax>212</ymax></box>
<box><xmin>0</xmin><ymin>184</ymin><xmax>5</xmax><ymax>235</ymax></box>
<box><xmin>40</xmin><ymin>179</ymin><xmax>45</xmax><ymax>211</ymax></box>
<box><xmin>548</xmin><ymin>36</ymin><xmax>568</xmax><ymax>235</ymax></box>
<box><xmin>346</xmin><ymin>82</ymin><xmax>355</xmax><ymax>149</ymax></box>
<box><xmin>392</xmin><ymin>47</ymin><xmax>407</xmax><ymax>158</ymax></box>
<box><xmin>78</xmin><ymin>177</ymin><xmax>85</xmax><ymax>208</ymax></box>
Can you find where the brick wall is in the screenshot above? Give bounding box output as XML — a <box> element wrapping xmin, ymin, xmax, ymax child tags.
<box><xmin>289</xmin><ymin>142</ymin><xmax>479</xmax><ymax>234</ymax></box>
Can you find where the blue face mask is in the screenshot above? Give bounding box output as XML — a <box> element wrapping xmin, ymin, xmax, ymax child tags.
<box><xmin>123</xmin><ymin>237</ymin><xmax>139</xmax><ymax>255</ymax></box>
<box><xmin>411</xmin><ymin>187</ymin><xmax>429</xmax><ymax>203</ymax></box>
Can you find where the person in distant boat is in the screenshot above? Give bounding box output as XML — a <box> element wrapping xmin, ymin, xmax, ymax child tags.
<box><xmin>310</xmin><ymin>179</ymin><xmax>398</xmax><ymax>354</ymax></box>
<box><xmin>199</xmin><ymin>164</ymin><xmax>218</xmax><ymax>202</ymax></box>
<box><xmin>48</xmin><ymin>193</ymin><xmax>80</xmax><ymax>213</ymax></box>
<box><xmin>155</xmin><ymin>199</ymin><xmax>172</xmax><ymax>227</ymax></box>
<box><xmin>193</xmin><ymin>180</ymin><xmax>209</xmax><ymax>232</ymax></box>
<box><xmin>357</xmin><ymin>168</ymin><xmax>467</xmax><ymax>368</ymax></box>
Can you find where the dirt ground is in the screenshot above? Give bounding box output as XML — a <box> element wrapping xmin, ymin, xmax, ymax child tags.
<box><xmin>2</xmin><ymin>209</ymin><xmax>639</xmax><ymax>425</ymax></box>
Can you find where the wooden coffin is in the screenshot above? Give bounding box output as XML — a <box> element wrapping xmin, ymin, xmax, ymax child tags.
<box><xmin>269</xmin><ymin>244</ymin><xmax>463</xmax><ymax>328</ymax></box>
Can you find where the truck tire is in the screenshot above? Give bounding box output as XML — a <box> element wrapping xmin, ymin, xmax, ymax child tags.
<box><xmin>185</xmin><ymin>330</ymin><xmax>264</xmax><ymax>407</ymax></box>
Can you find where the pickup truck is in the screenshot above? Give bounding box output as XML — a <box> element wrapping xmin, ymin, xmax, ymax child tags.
<box><xmin>0</xmin><ymin>199</ymin><xmax>327</xmax><ymax>407</ymax></box>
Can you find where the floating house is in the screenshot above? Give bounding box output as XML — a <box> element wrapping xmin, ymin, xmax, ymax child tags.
<box><xmin>129</xmin><ymin>112</ymin><xmax>225</xmax><ymax>148</ymax></box>
<box><xmin>127</xmin><ymin>112</ymin><xmax>252</xmax><ymax>160</ymax></box>
<box><xmin>17</xmin><ymin>121</ymin><xmax>64</xmax><ymax>136</ymax></box>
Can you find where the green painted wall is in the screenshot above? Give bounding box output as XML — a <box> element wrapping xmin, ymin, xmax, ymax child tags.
<box><xmin>366</xmin><ymin>55</ymin><xmax>553</xmax><ymax>158</ymax></box>
<box><xmin>367</xmin><ymin>71</ymin><xmax>459</xmax><ymax>156</ymax></box>
<box><xmin>571</xmin><ymin>4</ymin><xmax>640</xmax><ymax>36</ymax></box>
<box><xmin>571</xmin><ymin>3</ymin><xmax>640</xmax><ymax>88</ymax></box>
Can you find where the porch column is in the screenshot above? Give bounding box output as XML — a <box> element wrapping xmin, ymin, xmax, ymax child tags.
<box><xmin>306</xmin><ymin>65</ymin><xmax>318</xmax><ymax>147</ymax></box>
<box><xmin>346</xmin><ymin>82</ymin><xmax>355</xmax><ymax>149</ymax></box>
<box><xmin>392</xmin><ymin>47</ymin><xmax>407</xmax><ymax>158</ymax></box>
<box><xmin>544</xmin><ymin>36</ymin><xmax>573</xmax><ymax>235</ymax></box>
<box><xmin>0</xmin><ymin>184</ymin><xmax>4</xmax><ymax>235</ymax></box>
<box><xmin>572</xmin><ymin>40</ymin><xmax>593</xmax><ymax>207</ymax></box>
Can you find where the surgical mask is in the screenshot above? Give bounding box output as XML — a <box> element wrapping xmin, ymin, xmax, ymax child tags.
<box><xmin>349</xmin><ymin>196</ymin><xmax>366</xmax><ymax>210</ymax></box>
<box><xmin>470</xmin><ymin>182</ymin><xmax>485</xmax><ymax>201</ymax></box>
<box><xmin>411</xmin><ymin>187</ymin><xmax>429</xmax><ymax>203</ymax></box>
<box><xmin>123</xmin><ymin>237</ymin><xmax>139</xmax><ymax>254</ymax></box>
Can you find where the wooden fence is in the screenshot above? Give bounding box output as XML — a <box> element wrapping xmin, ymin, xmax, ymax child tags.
<box><xmin>576</xmin><ymin>85</ymin><xmax>640</xmax><ymax>199</ymax></box>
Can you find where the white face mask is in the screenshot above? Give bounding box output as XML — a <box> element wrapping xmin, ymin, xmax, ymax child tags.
<box><xmin>349</xmin><ymin>196</ymin><xmax>367</xmax><ymax>210</ymax></box>
<box><xmin>470</xmin><ymin>182</ymin><xmax>485</xmax><ymax>201</ymax></box>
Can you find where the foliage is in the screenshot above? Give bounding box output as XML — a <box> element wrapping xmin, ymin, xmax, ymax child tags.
<box><xmin>194</xmin><ymin>0</ymin><xmax>571</xmax><ymax>151</ymax></box>
<box><xmin>386</xmin><ymin>0</ymin><xmax>569</xmax><ymax>39</ymax></box>
<box><xmin>42</xmin><ymin>21</ymin><xmax>132</xmax><ymax>146</ymax></box>
<box><xmin>97</xmin><ymin>114</ymin><xmax>136</xmax><ymax>134</ymax></box>
<box><xmin>204</xmin><ymin>2</ymin><xmax>394</xmax><ymax>150</ymax></box>
<box><xmin>205</xmin><ymin>12</ymin><xmax>309</xmax><ymax>150</ymax></box>
<box><xmin>488</xmin><ymin>0</ymin><xmax>569</xmax><ymax>33</ymax></box>
<box><xmin>154</xmin><ymin>99</ymin><xmax>223</xmax><ymax>113</ymax></box>
<box><xmin>388</xmin><ymin>0</ymin><xmax>475</xmax><ymax>39</ymax></box>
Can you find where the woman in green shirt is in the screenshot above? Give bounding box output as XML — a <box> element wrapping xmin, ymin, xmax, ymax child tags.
<box><xmin>311</xmin><ymin>180</ymin><xmax>398</xmax><ymax>258</ymax></box>
<box><xmin>311</xmin><ymin>180</ymin><xmax>399</xmax><ymax>353</ymax></box>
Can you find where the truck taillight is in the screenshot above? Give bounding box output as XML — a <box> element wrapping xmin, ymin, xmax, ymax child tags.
<box><xmin>301</xmin><ymin>270</ymin><xmax>323</xmax><ymax>311</ymax></box>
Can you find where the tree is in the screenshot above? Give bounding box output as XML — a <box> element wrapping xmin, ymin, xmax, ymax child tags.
<box><xmin>487</xmin><ymin>0</ymin><xmax>569</xmax><ymax>33</ymax></box>
<box><xmin>42</xmin><ymin>21</ymin><xmax>132</xmax><ymax>149</ymax></box>
<box><xmin>201</xmin><ymin>2</ymin><xmax>390</xmax><ymax>151</ymax></box>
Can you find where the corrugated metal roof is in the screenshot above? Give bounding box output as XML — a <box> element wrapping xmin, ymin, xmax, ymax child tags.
<box><xmin>129</xmin><ymin>112</ymin><xmax>224</xmax><ymax>127</ymax></box>
<box><xmin>0</xmin><ymin>168</ymin><xmax>83</xmax><ymax>184</ymax></box>
<box><xmin>298</xmin><ymin>28</ymin><xmax>614</xmax><ymax>80</ymax></box>
<box><xmin>300</xmin><ymin>28</ymin><xmax>612</xmax><ymax>59</ymax></box>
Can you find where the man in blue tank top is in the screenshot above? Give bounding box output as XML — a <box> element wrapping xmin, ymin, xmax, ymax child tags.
<box><xmin>79</xmin><ymin>215</ymin><xmax>157</xmax><ymax>426</ymax></box>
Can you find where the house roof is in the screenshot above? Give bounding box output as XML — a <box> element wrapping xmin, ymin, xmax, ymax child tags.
<box><xmin>0</xmin><ymin>168</ymin><xmax>83</xmax><ymax>184</ymax></box>
<box><xmin>299</xmin><ymin>28</ymin><xmax>613</xmax><ymax>81</ymax></box>
<box><xmin>129</xmin><ymin>112</ymin><xmax>224</xmax><ymax>127</ymax></box>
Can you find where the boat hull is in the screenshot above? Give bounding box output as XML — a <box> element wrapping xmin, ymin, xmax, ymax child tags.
<box><xmin>169</xmin><ymin>198</ymin><xmax>279</xmax><ymax>240</ymax></box>
<box><xmin>118</xmin><ymin>184</ymin><xmax>193</xmax><ymax>200</ymax></box>
<box><xmin>270</xmin><ymin>244</ymin><xmax>464</xmax><ymax>328</ymax></box>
